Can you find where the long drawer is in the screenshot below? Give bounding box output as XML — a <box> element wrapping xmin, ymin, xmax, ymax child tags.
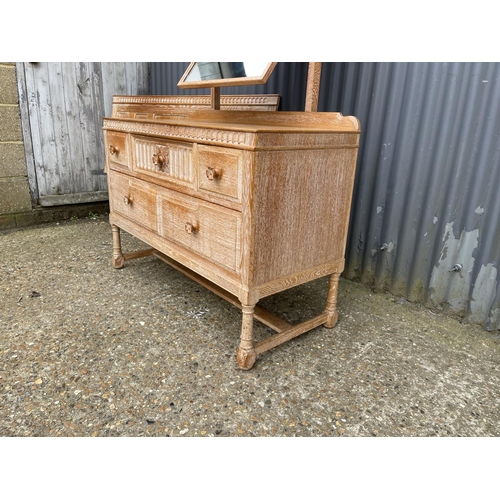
<box><xmin>159</xmin><ymin>189</ymin><xmax>241</xmax><ymax>273</ymax></box>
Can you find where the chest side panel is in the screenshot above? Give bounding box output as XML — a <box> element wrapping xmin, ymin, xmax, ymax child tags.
<box><xmin>250</xmin><ymin>147</ymin><xmax>358</xmax><ymax>286</ymax></box>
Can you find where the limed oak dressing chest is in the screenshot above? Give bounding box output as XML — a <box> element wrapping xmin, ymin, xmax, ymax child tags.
<box><xmin>103</xmin><ymin>64</ymin><xmax>360</xmax><ymax>369</ymax></box>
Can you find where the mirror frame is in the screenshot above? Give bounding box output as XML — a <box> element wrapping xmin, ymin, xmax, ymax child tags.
<box><xmin>178</xmin><ymin>62</ymin><xmax>277</xmax><ymax>89</ymax></box>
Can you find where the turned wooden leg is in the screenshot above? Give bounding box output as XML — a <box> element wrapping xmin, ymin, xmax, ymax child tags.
<box><xmin>111</xmin><ymin>224</ymin><xmax>125</xmax><ymax>269</ymax></box>
<box><xmin>236</xmin><ymin>304</ymin><xmax>257</xmax><ymax>370</ymax></box>
<box><xmin>323</xmin><ymin>272</ymin><xmax>340</xmax><ymax>328</ymax></box>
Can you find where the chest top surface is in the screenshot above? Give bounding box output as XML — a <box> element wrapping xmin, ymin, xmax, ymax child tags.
<box><xmin>103</xmin><ymin>110</ymin><xmax>361</xmax><ymax>151</ymax></box>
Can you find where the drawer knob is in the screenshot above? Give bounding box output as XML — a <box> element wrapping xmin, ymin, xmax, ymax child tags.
<box><xmin>123</xmin><ymin>196</ymin><xmax>132</xmax><ymax>205</ymax></box>
<box><xmin>109</xmin><ymin>145</ymin><xmax>118</xmax><ymax>155</ymax></box>
<box><xmin>206</xmin><ymin>167</ymin><xmax>220</xmax><ymax>180</ymax></box>
<box><xmin>152</xmin><ymin>153</ymin><xmax>166</xmax><ymax>170</ymax></box>
<box><xmin>185</xmin><ymin>222</ymin><xmax>198</xmax><ymax>234</ymax></box>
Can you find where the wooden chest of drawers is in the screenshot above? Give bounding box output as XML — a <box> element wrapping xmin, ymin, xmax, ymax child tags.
<box><xmin>103</xmin><ymin>105</ymin><xmax>360</xmax><ymax>369</ymax></box>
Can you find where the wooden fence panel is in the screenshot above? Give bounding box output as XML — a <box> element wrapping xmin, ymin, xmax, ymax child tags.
<box><xmin>18</xmin><ymin>62</ymin><xmax>149</xmax><ymax>206</ymax></box>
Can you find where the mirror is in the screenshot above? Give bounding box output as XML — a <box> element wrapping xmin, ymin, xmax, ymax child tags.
<box><xmin>178</xmin><ymin>62</ymin><xmax>277</xmax><ymax>89</ymax></box>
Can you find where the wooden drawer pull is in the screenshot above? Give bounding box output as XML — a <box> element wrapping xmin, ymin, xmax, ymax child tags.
<box><xmin>152</xmin><ymin>153</ymin><xmax>166</xmax><ymax>171</ymax></box>
<box><xmin>123</xmin><ymin>196</ymin><xmax>132</xmax><ymax>205</ymax></box>
<box><xmin>185</xmin><ymin>222</ymin><xmax>198</xmax><ymax>234</ymax></box>
<box><xmin>206</xmin><ymin>167</ymin><xmax>220</xmax><ymax>180</ymax></box>
<box><xmin>109</xmin><ymin>145</ymin><xmax>119</xmax><ymax>155</ymax></box>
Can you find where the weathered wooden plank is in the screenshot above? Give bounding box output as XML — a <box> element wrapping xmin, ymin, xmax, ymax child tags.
<box><xmin>113</xmin><ymin>62</ymin><xmax>127</xmax><ymax>96</ymax></box>
<box><xmin>23</xmin><ymin>64</ymin><xmax>43</xmax><ymax>199</ymax></box>
<box><xmin>136</xmin><ymin>63</ymin><xmax>149</xmax><ymax>95</ymax></box>
<box><xmin>101</xmin><ymin>62</ymin><xmax>116</xmax><ymax>118</ymax></box>
<box><xmin>125</xmin><ymin>63</ymin><xmax>135</xmax><ymax>95</ymax></box>
<box><xmin>38</xmin><ymin>191</ymin><xmax>109</xmax><ymax>206</ymax></box>
<box><xmin>47</xmin><ymin>62</ymin><xmax>71</xmax><ymax>195</ymax></box>
<box><xmin>74</xmin><ymin>62</ymin><xmax>94</xmax><ymax>196</ymax></box>
<box><xmin>19</xmin><ymin>62</ymin><xmax>150</xmax><ymax>205</ymax></box>
<box><xmin>90</xmin><ymin>62</ymin><xmax>107</xmax><ymax>193</ymax></box>
<box><xmin>61</xmin><ymin>62</ymin><xmax>86</xmax><ymax>194</ymax></box>
<box><xmin>32</xmin><ymin>63</ymin><xmax>58</xmax><ymax>198</ymax></box>
<box><xmin>16</xmin><ymin>63</ymin><xmax>38</xmax><ymax>205</ymax></box>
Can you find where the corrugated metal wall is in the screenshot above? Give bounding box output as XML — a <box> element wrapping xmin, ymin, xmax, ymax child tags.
<box><xmin>150</xmin><ymin>62</ymin><xmax>500</xmax><ymax>331</ymax></box>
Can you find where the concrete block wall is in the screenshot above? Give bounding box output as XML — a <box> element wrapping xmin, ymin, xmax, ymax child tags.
<box><xmin>0</xmin><ymin>62</ymin><xmax>32</xmax><ymax>215</ymax></box>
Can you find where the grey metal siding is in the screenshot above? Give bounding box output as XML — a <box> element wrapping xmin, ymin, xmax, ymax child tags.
<box><xmin>331</xmin><ymin>62</ymin><xmax>500</xmax><ymax>331</ymax></box>
<box><xmin>150</xmin><ymin>62</ymin><xmax>500</xmax><ymax>330</ymax></box>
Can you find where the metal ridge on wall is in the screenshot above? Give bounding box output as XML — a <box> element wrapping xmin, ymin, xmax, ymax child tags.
<box><xmin>150</xmin><ymin>62</ymin><xmax>500</xmax><ymax>330</ymax></box>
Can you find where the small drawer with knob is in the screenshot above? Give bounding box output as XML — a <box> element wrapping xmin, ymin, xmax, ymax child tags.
<box><xmin>105</xmin><ymin>131</ymin><xmax>130</xmax><ymax>169</ymax></box>
<box><xmin>198</xmin><ymin>145</ymin><xmax>243</xmax><ymax>202</ymax></box>
<box><xmin>159</xmin><ymin>189</ymin><xmax>241</xmax><ymax>273</ymax></box>
<box><xmin>132</xmin><ymin>136</ymin><xmax>195</xmax><ymax>187</ymax></box>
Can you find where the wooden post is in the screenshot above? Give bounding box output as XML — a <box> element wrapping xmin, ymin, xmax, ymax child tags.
<box><xmin>305</xmin><ymin>62</ymin><xmax>322</xmax><ymax>112</ymax></box>
<box><xmin>111</xmin><ymin>224</ymin><xmax>124</xmax><ymax>269</ymax></box>
<box><xmin>211</xmin><ymin>87</ymin><xmax>220</xmax><ymax>110</ymax></box>
<box><xmin>323</xmin><ymin>272</ymin><xmax>340</xmax><ymax>328</ymax></box>
<box><xmin>236</xmin><ymin>304</ymin><xmax>257</xmax><ymax>370</ymax></box>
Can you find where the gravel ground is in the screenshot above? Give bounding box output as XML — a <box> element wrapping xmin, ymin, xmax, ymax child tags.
<box><xmin>1</xmin><ymin>215</ymin><xmax>500</xmax><ymax>437</ymax></box>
